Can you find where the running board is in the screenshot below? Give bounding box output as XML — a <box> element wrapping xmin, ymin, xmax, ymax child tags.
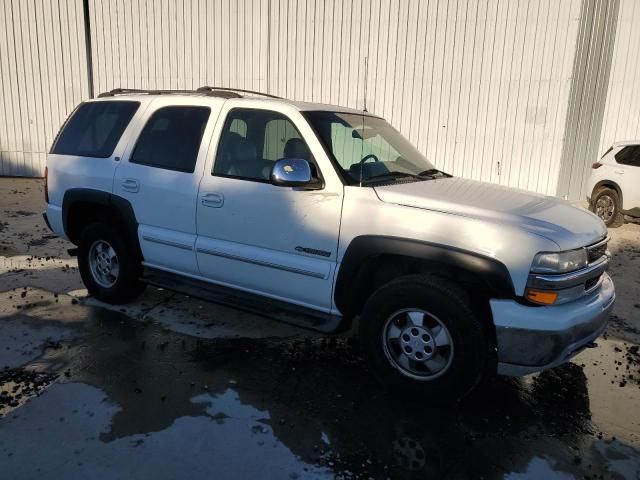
<box><xmin>141</xmin><ymin>267</ymin><xmax>347</xmax><ymax>334</ymax></box>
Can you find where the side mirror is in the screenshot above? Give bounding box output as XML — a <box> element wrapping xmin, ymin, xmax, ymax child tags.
<box><xmin>270</xmin><ymin>158</ymin><xmax>321</xmax><ymax>189</ymax></box>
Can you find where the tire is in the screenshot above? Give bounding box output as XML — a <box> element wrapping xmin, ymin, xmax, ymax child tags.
<box><xmin>590</xmin><ymin>187</ymin><xmax>624</xmax><ymax>228</ymax></box>
<box><xmin>77</xmin><ymin>222</ymin><xmax>145</xmax><ymax>304</ymax></box>
<box><xmin>359</xmin><ymin>275</ymin><xmax>488</xmax><ymax>403</ymax></box>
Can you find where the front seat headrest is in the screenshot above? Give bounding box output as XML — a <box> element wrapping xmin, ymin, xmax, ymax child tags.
<box><xmin>283</xmin><ymin>138</ymin><xmax>311</xmax><ymax>161</ymax></box>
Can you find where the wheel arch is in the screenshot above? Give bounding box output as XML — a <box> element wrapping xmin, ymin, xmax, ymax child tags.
<box><xmin>592</xmin><ymin>180</ymin><xmax>624</xmax><ymax>209</ymax></box>
<box><xmin>62</xmin><ymin>188</ymin><xmax>141</xmax><ymax>258</ymax></box>
<box><xmin>334</xmin><ymin>236</ymin><xmax>515</xmax><ymax>320</ymax></box>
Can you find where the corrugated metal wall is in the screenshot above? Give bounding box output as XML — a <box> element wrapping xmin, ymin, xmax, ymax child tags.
<box><xmin>599</xmin><ymin>0</ymin><xmax>640</xmax><ymax>155</ymax></box>
<box><xmin>0</xmin><ymin>0</ymin><xmax>89</xmax><ymax>177</ymax></box>
<box><xmin>556</xmin><ymin>0</ymin><xmax>619</xmax><ymax>201</ymax></box>
<box><xmin>86</xmin><ymin>0</ymin><xmax>583</xmax><ymax>196</ymax></box>
<box><xmin>0</xmin><ymin>0</ymin><xmax>631</xmax><ymax>200</ymax></box>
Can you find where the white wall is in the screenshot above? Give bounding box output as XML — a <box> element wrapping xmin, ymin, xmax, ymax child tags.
<box><xmin>599</xmin><ymin>0</ymin><xmax>640</xmax><ymax>154</ymax></box>
<box><xmin>86</xmin><ymin>0</ymin><xmax>583</xmax><ymax>196</ymax></box>
<box><xmin>0</xmin><ymin>0</ymin><xmax>89</xmax><ymax>177</ymax></box>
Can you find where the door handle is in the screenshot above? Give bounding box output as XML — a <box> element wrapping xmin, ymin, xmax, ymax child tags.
<box><xmin>121</xmin><ymin>178</ymin><xmax>140</xmax><ymax>193</ymax></box>
<box><xmin>614</xmin><ymin>169</ymin><xmax>625</xmax><ymax>174</ymax></box>
<box><xmin>201</xmin><ymin>192</ymin><xmax>224</xmax><ymax>208</ymax></box>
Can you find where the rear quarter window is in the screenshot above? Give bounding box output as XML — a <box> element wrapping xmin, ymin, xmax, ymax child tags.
<box><xmin>614</xmin><ymin>145</ymin><xmax>640</xmax><ymax>167</ymax></box>
<box><xmin>51</xmin><ymin>101</ymin><xmax>140</xmax><ymax>158</ymax></box>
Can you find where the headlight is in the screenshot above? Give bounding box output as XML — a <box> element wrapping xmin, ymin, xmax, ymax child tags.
<box><xmin>531</xmin><ymin>248</ymin><xmax>588</xmax><ymax>274</ymax></box>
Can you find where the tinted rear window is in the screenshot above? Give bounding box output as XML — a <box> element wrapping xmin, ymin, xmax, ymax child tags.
<box><xmin>51</xmin><ymin>101</ymin><xmax>140</xmax><ymax>158</ymax></box>
<box><xmin>130</xmin><ymin>106</ymin><xmax>211</xmax><ymax>173</ymax></box>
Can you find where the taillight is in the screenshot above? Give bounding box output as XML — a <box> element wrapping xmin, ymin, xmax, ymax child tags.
<box><xmin>44</xmin><ymin>166</ymin><xmax>49</xmax><ymax>203</ymax></box>
<box><xmin>592</xmin><ymin>162</ymin><xmax>602</xmax><ymax>169</ymax></box>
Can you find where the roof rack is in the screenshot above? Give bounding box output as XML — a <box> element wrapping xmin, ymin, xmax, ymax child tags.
<box><xmin>97</xmin><ymin>86</ymin><xmax>281</xmax><ymax>99</ymax></box>
<box><xmin>97</xmin><ymin>87</ymin><xmax>241</xmax><ymax>99</ymax></box>
<box><xmin>196</xmin><ymin>86</ymin><xmax>282</xmax><ymax>99</ymax></box>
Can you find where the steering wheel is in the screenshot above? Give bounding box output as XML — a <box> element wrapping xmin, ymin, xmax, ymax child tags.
<box><xmin>359</xmin><ymin>154</ymin><xmax>380</xmax><ymax>164</ymax></box>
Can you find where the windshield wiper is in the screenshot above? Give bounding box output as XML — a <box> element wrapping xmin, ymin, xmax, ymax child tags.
<box><xmin>418</xmin><ymin>168</ymin><xmax>450</xmax><ymax>179</ymax></box>
<box><xmin>362</xmin><ymin>171</ymin><xmax>422</xmax><ymax>184</ymax></box>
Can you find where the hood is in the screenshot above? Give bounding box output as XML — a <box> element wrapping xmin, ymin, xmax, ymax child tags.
<box><xmin>374</xmin><ymin>177</ymin><xmax>607</xmax><ymax>250</ymax></box>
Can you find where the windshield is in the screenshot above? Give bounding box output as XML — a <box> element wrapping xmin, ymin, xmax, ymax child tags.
<box><xmin>304</xmin><ymin>111</ymin><xmax>440</xmax><ymax>185</ymax></box>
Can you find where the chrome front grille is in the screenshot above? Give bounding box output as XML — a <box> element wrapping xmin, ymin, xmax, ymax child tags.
<box><xmin>586</xmin><ymin>237</ymin><xmax>608</xmax><ymax>263</ymax></box>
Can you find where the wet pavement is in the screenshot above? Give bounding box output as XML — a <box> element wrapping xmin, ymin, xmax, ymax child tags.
<box><xmin>1</xmin><ymin>179</ymin><xmax>640</xmax><ymax>479</ymax></box>
<box><xmin>1</xmin><ymin>288</ymin><xmax>639</xmax><ymax>479</ymax></box>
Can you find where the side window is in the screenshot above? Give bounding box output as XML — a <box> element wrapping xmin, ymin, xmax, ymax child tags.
<box><xmin>615</xmin><ymin>145</ymin><xmax>640</xmax><ymax>167</ymax></box>
<box><xmin>51</xmin><ymin>101</ymin><xmax>140</xmax><ymax>157</ymax></box>
<box><xmin>213</xmin><ymin>109</ymin><xmax>314</xmax><ymax>181</ymax></box>
<box><xmin>130</xmin><ymin>106</ymin><xmax>211</xmax><ymax>173</ymax></box>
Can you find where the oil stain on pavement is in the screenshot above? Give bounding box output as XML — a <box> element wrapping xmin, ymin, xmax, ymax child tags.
<box><xmin>1</xmin><ymin>289</ymin><xmax>640</xmax><ymax>479</ymax></box>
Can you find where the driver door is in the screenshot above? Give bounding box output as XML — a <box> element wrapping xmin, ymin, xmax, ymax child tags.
<box><xmin>195</xmin><ymin>106</ymin><xmax>343</xmax><ymax>312</ymax></box>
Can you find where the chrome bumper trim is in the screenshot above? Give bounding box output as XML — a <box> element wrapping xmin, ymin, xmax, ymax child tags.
<box><xmin>493</xmin><ymin>272</ymin><xmax>615</xmax><ymax>375</ymax></box>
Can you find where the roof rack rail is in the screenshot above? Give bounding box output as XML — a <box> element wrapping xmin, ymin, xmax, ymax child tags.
<box><xmin>98</xmin><ymin>88</ymin><xmax>188</xmax><ymax>98</ymax></box>
<box><xmin>97</xmin><ymin>87</ymin><xmax>243</xmax><ymax>99</ymax></box>
<box><xmin>196</xmin><ymin>86</ymin><xmax>282</xmax><ymax>99</ymax></box>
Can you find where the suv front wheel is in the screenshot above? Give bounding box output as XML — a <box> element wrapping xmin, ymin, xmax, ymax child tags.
<box><xmin>359</xmin><ymin>275</ymin><xmax>488</xmax><ymax>403</ymax></box>
<box><xmin>78</xmin><ymin>222</ymin><xmax>145</xmax><ymax>304</ymax></box>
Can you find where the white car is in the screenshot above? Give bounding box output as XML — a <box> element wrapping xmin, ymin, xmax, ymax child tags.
<box><xmin>587</xmin><ymin>140</ymin><xmax>640</xmax><ymax>227</ymax></box>
<box><xmin>44</xmin><ymin>87</ymin><xmax>614</xmax><ymax>401</ymax></box>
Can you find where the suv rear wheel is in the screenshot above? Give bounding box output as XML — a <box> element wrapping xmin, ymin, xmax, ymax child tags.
<box><xmin>590</xmin><ymin>187</ymin><xmax>624</xmax><ymax>227</ymax></box>
<box><xmin>78</xmin><ymin>222</ymin><xmax>145</xmax><ymax>304</ymax></box>
<box><xmin>359</xmin><ymin>275</ymin><xmax>488</xmax><ymax>403</ymax></box>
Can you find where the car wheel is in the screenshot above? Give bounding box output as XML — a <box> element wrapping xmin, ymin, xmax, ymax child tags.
<box><xmin>591</xmin><ymin>187</ymin><xmax>624</xmax><ymax>228</ymax></box>
<box><xmin>78</xmin><ymin>222</ymin><xmax>145</xmax><ymax>304</ymax></box>
<box><xmin>359</xmin><ymin>275</ymin><xmax>488</xmax><ymax>403</ymax></box>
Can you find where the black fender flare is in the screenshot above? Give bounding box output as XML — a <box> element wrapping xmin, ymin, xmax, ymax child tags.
<box><xmin>62</xmin><ymin>188</ymin><xmax>140</xmax><ymax>257</ymax></box>
<box><xmin>334</xmin><ymin>235</ymin><xmax>515</xmax><ymax>316</ymax></box>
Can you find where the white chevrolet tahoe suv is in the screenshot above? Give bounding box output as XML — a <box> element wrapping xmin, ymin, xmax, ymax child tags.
<box><xmin>44</xmin><ymin>87</ymin><xmax>615</xmax><ymax>401</ymax></box>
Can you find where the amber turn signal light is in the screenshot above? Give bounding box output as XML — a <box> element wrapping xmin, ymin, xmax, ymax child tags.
<box><xmin>525</xmin><ymin>289</ymin><xmax>558</xmax><ymax>305</ymax></box>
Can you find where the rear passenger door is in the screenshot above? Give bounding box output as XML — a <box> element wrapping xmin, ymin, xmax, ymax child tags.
<box><xmin>114</xmin><ymin>98</ymin><xmax>221</xmax><ymax>274</ymax></box>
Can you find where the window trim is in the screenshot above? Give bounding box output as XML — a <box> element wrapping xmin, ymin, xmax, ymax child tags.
<box><xmin>50</xmin><ymin>100</ymin><xmax>141</xmax><ymax>159</ymax></box>
<box><xmin>212</xmin><ymin>172</ymin><xmax>272</xmax><ymax>184</ymax></box>
<box><xmin>129</xmin><ymin>105</ymin><xmax>212</xmax><ymax>174</ymax></box>
<box><xmin>211</xmin><ymin>107</ymin><xmax>325</xmax><ymax>187</ymax></box>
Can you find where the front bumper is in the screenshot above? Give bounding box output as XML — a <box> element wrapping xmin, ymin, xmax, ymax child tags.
<box><xmin>492</xmin><ymin>272</ymin><xmax>615</xmax><ymax>376</ymax></box>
